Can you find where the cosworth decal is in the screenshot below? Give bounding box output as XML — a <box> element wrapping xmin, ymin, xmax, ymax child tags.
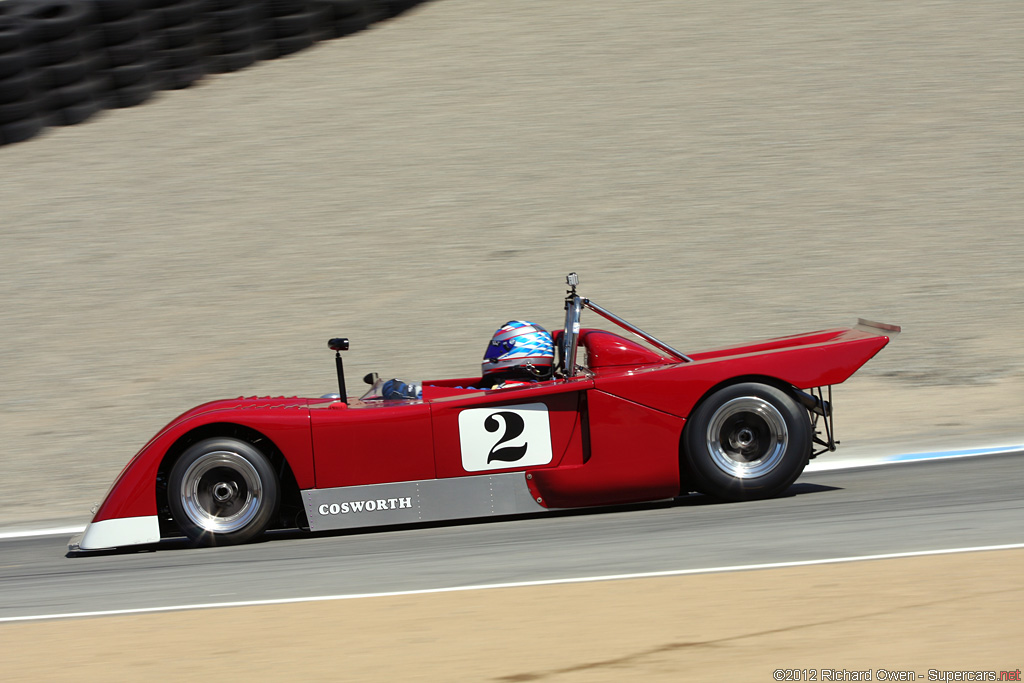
<box><xmin>458</xmin><ymin>403</ymin><xmax>552</xmax><ymax>472</ymax></box>
<box><xmin>318</xmin><ymin>497</ymin><xmax>413</xmax><ymax>515</ymax></box>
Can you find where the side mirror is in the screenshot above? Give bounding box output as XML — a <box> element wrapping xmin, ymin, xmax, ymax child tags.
<box><xmin>328</xmin><ymin>337</ymin><xmax>349</xmax><ymax>351</ymax></box>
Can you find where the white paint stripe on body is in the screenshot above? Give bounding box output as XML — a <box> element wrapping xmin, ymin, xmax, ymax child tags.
<box><xmin>2</xmin><ymin>542</ymin><xmax>1023</xmax><ymax>624</ymax></box>
<box><xmin>2</xmin><ymin>443</ymin><xmax>1023</xmax><ymax>541</ymax></box>
<box><xmin>78</xmin><ymin>515</ymin><xmax>161</xmax><ymax>550</ymax></box>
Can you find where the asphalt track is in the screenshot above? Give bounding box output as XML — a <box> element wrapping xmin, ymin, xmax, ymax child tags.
<box><xmin>2</xmin><ymin>452</ymin><xmax>1021</xmax><ymax>622</ymax></box>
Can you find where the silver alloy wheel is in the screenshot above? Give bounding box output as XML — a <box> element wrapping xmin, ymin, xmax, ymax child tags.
<box><xmin>706</xmin><ymin>396</ymin><xmax>789</xmax><ymax>479</ymax></box>
<box><xmin>178</xmin><ymin>450</ymin><xmax>264</xmax><ymax>534</ymax></box>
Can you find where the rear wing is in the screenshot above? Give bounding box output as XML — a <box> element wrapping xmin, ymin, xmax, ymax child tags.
<box><xmin>856</xmin><ymin>319</ymin><xmax>902</xmax><ymax>336</ymax></box>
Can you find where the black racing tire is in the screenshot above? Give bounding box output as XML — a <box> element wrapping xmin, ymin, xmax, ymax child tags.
<box><xmin>40</xmin><ymin>76</ymin><xmax>98</xmax><ymax>107</ymax></box>
<box><xmin>104</xmin><ymin>34</ymin><xmax>154</xmax><ymax>65</ymax></box>
<box><xmin>152</xmin><ymin>0</ymin><xmax>201</xmax><ymax>27</ymax></box>
<box><xmin>682</xmin><ymin>382</ymin><xmax>812</xmax><ymax>502</ymax></box>
<box><xmin>154</xmin><ymin>20</ymin><xmax>199</xmax><ymax>49</ymax></box>
<box><xmin>201</xmin><ymin>0</ymin><xmax>247</xmax><ymax>11</ymax></box>
<box><xmin>0</xmin><ymin>95</ymin><xmax>37</xmax><ymax>123</ymax></box>
<box><xmin>204</xmin><ymin>3</ymin><xmax>254</xmax><ymax>32</ymax></box>
<box><xmin>90</xmin><ymin>0</ymin><xmax>140</xmax><ymax>22</ymax></box>
<box><xmin>168</xmin><ymin>438</ymin><xmax>279</xmax><ymax>546</ymax></box>
<box><xmin>152</xmin><ymin>61</ymin><xmax>203</xmax><ymax>88</ymax></box>
<box><xmin>375</xmin><ymin>0</ymin><xmax>417</xmax><ymax>18</ymax></box>
<box><xmin>35</xmin><ymin>53</ymin><xmax>97</xmax><ymax>87</ymax></box>
<box><xmin>0</xmin><ymin>69</ymin><xmax>35</xmax><ymax>102</ymax></box>
<box><xmin>96</xmin><ymin>13</ymin><xmax>145</xmax><ymax>44</ymax></box>
<box><xmin>154</xmin><ymin>41</ymin><xmax>200</xmax><ymax>68</ymax></box>
<box><xmin>268</xmin><ymin>30</ymin><xmax>313</xmax><ymax>57</ymax></box>
<box><xmin>0</xmin><ymin>113</ymin><xmax>45</xmax><ymax>144</ymax></box>
<box><xmin>103</xmin><ymin>77</ymin><xmax>153</xmax><ymax>105</ymax></box>
<box><xmin>205</xmin><ymin>24</ymin><xmax>256</xmax><ymax>53</ymax></box>
<box><xmin>312</xmin><ymin>22</ymin><xmax>332</xmax><ymax>42</ymax></box>
<box><xmin>362</xmin><ymin>0</ymin><xmax>385</xmax><ymax>22</ymax></box>
<box><xmin>310</xmin><ymin>3</ymin><xmax>331</xmax><ymax>30</ymax></box>
<box><xmin>323</xmin><ymin>0</ymin><xmax>369</xmax><ymax>19</ymax></box>
<box><xmin>0</xmin><ymin>17</ymin><xmax>31</xmax><ymax>54</ymax></box>
<box><xmin>47</xmin><ymin>94</ymin><xmax>100</xmax><ymax>124</ymax></box>
<box><xmin>331</xmin><ymin>11</ymin><xmax>368</xmax><ymax>37</ymax></box>
<box><xmin>270</xmin><ymin>10</ymin><xmax>315</xmax><ymax>38</ymax></box>
<box><xmin>102</xmin><ymin>57</ymin><xmax>150</xmax><ymax>86</ymax></box>
<box><xmin>267</xmin><ymin>0</ymin><xmax>306</xmax><ymax>17</ymax></box>
<box><xmin>17</xmin><ymin>0</ymin><xmax>92</xmax><ymax>42</ymax></box>
<box><xmin>139</xmin><ymin>6</ymin><xmax>161</xmax><ymax>31</ymax></box>
<box><xmin>205</xmin><ymin>45</ymin><xmax>256</xmax><ymax>72</ymax></box>
<box><xmin>0</xmin><ymin>48</ymin><xmax>30</xmax><ymax>79</ymax></box>
<box><xmin>30</xmin><ymin>33</ymin><xmax>89</xmax><ymax>65</ymax></box>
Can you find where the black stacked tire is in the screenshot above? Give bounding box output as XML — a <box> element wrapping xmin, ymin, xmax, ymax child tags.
<box><xmin>0</xmin><ymin>13</ymin><xmax>47</xmax><ymax>145</ymax></box>
<box><xmin>262</xmin><ymin>0</ymin><xmax>318</xmax><ymax>59</ymax></box>
<box><xmin>198</xmin><ymin>0</ymin><xmax>262</xmax><ymax>73</ymax></box>
<box><xmin>14</xmin><ymin>0</ymin><xmax>104</xmax><ymax>127</ymax></box>
<box><xmin>371</xmin><ymin>0</ymin><xmax>417</xmax><ymax>20</ymax></box>
<box><xmin>311</xmin><ymin>0</ymin><xmax>372</xmax><ymax>40</ymax></box>
<box><xmin>148</xmin><ymin>0</ymin><xmax>205</xmax><ymax>88</ymax></box>
<box><xmin>86</xmin><ymin>0</ymin><xmax>157</xmax><ymax>108</ymax></box>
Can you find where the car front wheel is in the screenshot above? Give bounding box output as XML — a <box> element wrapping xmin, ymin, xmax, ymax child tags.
<box><xmin>683</xmin><ymin>382</ymin><xmax>811</xmax><ymax>502</ymax></box>
<box><xmin>168</xmin><ymin>437</ymin><xmax>279</xmax><ymax>546</ymax></box>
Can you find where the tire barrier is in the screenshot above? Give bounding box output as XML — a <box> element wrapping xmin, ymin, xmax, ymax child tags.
<box><xmin>263</xmin><ymin>0</ymin><xmax>317</xmax><ymax>59</ymax></box>
<box><xmin>11</xmin><ymin>0</ymin><xmax>104</xmax><ymax>129</ymax></box>
<box><xmin>88</xmin><ymin>0</ymin><xmax>157</xmax><ymax>108</ymax></box>
<box><xmin>0</xmin><ymin>14</ymin><xmax>46</xmax><ymax>144</ymax></box>
<box><xmin>200</xmin><ymin>0</ymin><xmax>262</xmax><ymax>73</ymax></box>
<box><xmin>0</xmin><ymin>0</ymin><xmax>429</xmax><ymax>146</ymax></box>
<box><xmin>147</xmin><ymin>0</ymin><xmax>206</xmax><ymax>89</ymax></box>
<box><xmin>313</xmin><ymin>0</ymin><xmax>373</xmax><ymax>40</ymax></box>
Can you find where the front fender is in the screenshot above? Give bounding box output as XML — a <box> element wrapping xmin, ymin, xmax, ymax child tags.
<box><xmin>85</xmin><ymin>400</ymin><xmax>314</xmax><ymax>545</ymax></box>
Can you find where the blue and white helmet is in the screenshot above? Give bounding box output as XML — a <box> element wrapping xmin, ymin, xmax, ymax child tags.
<box><xmin>482</xmin><ymin>321</ymin><xmax>555</xmax><ymax>378</ymax></box>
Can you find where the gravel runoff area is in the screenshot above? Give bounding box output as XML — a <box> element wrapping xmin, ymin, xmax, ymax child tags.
<box><xmin>4</xmin><ymin>549</ymin><xmax>1023</xmax><ymax>680</ymax></box>
<box><xmin>1</xmin><ymin>0</ymin><xmax>1023</xmax><ymax>526</ymax></box>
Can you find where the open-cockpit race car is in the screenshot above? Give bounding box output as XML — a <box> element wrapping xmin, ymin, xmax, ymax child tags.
<box><xmin>71</xmin><ymin>274</ymin><xmax>899</xmax><ymax>552</ymax></box>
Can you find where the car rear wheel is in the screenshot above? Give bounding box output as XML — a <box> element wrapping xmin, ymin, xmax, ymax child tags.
<box><xmin>169</xmin><ymin>437</ymin><xmax>279</xmax><ymax>546</ymax></box>
<box><xmin>683</xmin><ymin>382</ymin><xmax>811</xmax><ymax>501</ymax></box>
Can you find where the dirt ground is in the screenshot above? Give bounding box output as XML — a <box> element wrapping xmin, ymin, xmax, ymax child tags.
<box><xmin>1</xmin><ymin>0</ymin><xmax>1023</xmax><ymax>526</ymax></box>
<box><xmin>2</xmin><ymin>3</ymin><xmax>1022</xmax><ymax>679</ymax></box>
<box><xmin>3</xmin><ymin>548</ymin><xmax>1022</xmax><ymax>681</ymax></box>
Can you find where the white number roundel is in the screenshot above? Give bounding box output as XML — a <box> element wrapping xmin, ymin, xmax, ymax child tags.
<box><xmin>458</xmin><ymin>403</ymin><xmax>553</xmax><ymax>472</ymax></box>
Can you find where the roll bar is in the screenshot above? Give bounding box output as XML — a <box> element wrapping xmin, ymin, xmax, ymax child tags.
<box><xmin>561</xmin><ymin>273</ymin><xmax>693</xmax><ymax>377</ymax></box>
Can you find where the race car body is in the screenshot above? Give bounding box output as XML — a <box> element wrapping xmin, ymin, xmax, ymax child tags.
<box><xmin>71</xmin><ymin>274</ymin><xmax>899</xmax><ymax>552</ymax></box>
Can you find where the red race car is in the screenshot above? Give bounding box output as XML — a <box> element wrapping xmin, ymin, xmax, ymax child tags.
<box><xmin>71</xmin><ymin>274</ymin><xmax>899</xmax><ymax>552</ymax></box>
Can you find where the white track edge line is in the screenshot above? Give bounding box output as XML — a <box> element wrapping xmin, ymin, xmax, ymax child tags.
<box><xmin>3</xmin><ymin>443</ymin><xmax>1023</xmax><ymax>540</ymax></box>
<box><xmin>3</xmin><ymin>542</ymin><xmax>1023</xmax><ymax>624</ymax></box>
<box><xmin>0</xmin><ymin>526</ymin><xmax>86</xmax><ymax>540</ymax></box>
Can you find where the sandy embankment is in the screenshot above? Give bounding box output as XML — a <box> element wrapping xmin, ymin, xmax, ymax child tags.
<box><xmin>2</xmin><ymin>0</ymin><xmax>1024</xmax><ymax>525</ymax></box>
<box><xmin>4</xmin><ymin>549</ymin><xmax>1022</xmax><ymax>681</ymax></box>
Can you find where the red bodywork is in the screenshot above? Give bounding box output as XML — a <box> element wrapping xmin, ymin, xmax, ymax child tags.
<box><xmin>90</xmin><ymin>323</ymin><xmax>893</xmax><ymax>532</ymax></box>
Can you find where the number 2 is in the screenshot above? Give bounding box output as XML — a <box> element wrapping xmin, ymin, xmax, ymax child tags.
<box><xmin>485</xmin><ymin>411</ymin><xmax>528</xmax><ymax>463</ymax></box>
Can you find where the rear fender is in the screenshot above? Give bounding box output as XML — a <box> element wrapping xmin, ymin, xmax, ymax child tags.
<box><xmin>595</xmin><ymin>326</ymin><xmax>894</xmax><ymax>420</ymax></box>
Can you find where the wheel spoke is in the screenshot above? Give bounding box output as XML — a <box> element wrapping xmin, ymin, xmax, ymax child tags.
<box><xmin>179</xmin><ymin>451</ymin><xmax>263</xmax><ymax>533</ymax></box>
<box><xmin>706</xmin><ymin>396</ymin><xmax>789</xmax><ymax>479</ymax></box>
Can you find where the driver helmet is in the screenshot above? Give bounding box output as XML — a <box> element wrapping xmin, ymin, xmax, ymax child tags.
<box><xmin>482</xmin><ymin>320</ymin><xmax>554</xmax><ymax>379</ymax></box>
